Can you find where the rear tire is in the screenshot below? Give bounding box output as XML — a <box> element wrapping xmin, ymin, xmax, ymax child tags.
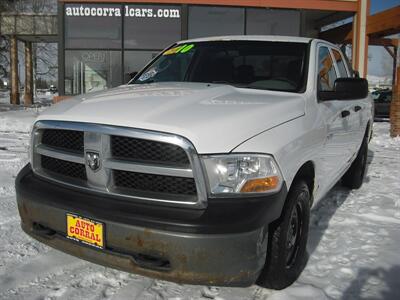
<box><xmin>342</xmin><ymin>136</ymin><xmax>368</xmax><ymax>189</ymax></box>
<box><xmin>257</xmin><ymin>180</ymin><xmax>310</xmax><ymax>290</ymax></box>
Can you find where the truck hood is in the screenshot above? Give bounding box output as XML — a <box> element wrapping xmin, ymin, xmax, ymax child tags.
<box><xmin>38</xmin><ymin>83</ymin><xmax>305</xmax><ymax>153</ymax></box>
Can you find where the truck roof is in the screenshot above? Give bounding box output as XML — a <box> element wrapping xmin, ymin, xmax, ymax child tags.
<box><xmin>178</xmin><ymin>35</ymin><xmax>313</xmax><ymax>44</ymax></box>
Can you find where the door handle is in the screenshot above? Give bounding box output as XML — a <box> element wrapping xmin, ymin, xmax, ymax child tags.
<box><xmin>341</xmin><ymin>110</ymin><xmax>350</xmax><ymax>118</ymax></box>
<box><xmin>354</xmin><ymin>105</ymin><xmax>362</xmax><ymax>112</ymax></box>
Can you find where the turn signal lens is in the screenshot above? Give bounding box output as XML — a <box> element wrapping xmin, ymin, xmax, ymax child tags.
<box><xmin>240</xmin><ymin>176</ymin><xmax>280</xmax><ymax>193</ymax></box>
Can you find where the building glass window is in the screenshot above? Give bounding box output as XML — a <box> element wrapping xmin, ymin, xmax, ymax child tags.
<box><xmin>123</xmin><ymin>51</ymin><xmax>160</xmax><ymax>83</ymax></box>
<box><xmin>124</xmin><ymin>5</ymin><xmax>181</xmax><ymax>49</ymax></box>
<box><xmin>65</xmin><ymin>4</ymin><xmax>122</xmax><ymax>49</ymax></box>
<box><xmin>188</xmin><ymin>6</ymin><xmax>244</xmax><ymax>38</ymax></box>
<box><xmin>64</xmin><ymin>50</ymin><xmax>121</xmax><ymax>95</ymax></box>
<box><xmin>332</xmin><ymin>49</ymin><xmax>349</xmax><ymax>78</ymax></box>
<box><xmin>318</xmin><ymin>46</ymin><xmax>337</xmax><ymax>91</ymax></box>
<box><xmin>246</xmin><ymin>9</ymin><xmax>300</xmax><ymax>36</ymax></box>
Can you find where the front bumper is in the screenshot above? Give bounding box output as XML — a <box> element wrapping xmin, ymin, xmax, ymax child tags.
<box><xmin>16</xmin><ymin>164</ymin><xmax>287</xmax><ymax>287</ymax></box>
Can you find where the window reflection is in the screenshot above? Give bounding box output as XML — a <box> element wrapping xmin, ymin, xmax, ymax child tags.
<box><xmin>124</xmin><ymin>51</ymin><xmax>159</xmax><ymax>83</ymax></box>
<box><xmin>188</xmin><ymin>6</ymin><xmax>244</xmax><ymax>38</ymax></box>
<box><xmin>124</xmin><ymin>4</ymin><xmax>181</xmax><ymax>49</ymax></box>
<box><xmin>65</xmin><ymin>4</ymin><xmax>122</xmax><ymax>49</ymax></box>
<box><xmin>332</xmin><ymin>49</ymin><xmax>349</xmax><ymax>78</ymax></box>
<box><xmin>65</xmin><ymin>50</ymin><xmax>121</xmax><ymax>95</ymax></box>
<box><xmin>318</xmin><ymin>47</ymin><xmax>337</xmax><ymax>91</ymax></box>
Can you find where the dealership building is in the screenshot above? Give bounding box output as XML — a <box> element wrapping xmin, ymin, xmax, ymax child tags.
<box><xmin>56</xmin><ymin>0</ymin><xmax>370</xmax><ymax>96</ymax></box>
<box><xmin>0</xmin><ymin>1</ymin><xmax>373</xmax><ymax>98</ymax></box>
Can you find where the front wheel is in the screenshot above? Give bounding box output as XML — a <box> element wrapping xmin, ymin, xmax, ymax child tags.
<box><xmin>257</xmin><ymin>180</ymin><xmax>310</xmax><ymax>290</ymax></box>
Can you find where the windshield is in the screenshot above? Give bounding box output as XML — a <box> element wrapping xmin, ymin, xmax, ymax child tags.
<box><xmin>130</xmin><ymin>41</ymin><xmax>308</xmax><ymax>92</ymax></box>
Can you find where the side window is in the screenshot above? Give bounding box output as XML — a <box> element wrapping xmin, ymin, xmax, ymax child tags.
<box><xmin>317</xmin><ymin>46</ymin><xmax>337</xmax><ymax>91</ymax></box>
<box><xmin>332</xmin><ymin>49</ymin><xmax>349</xmax><ymax>78</ymax></box>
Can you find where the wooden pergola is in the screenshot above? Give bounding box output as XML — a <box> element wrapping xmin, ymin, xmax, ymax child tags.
<box><xmin>320</xmin><ymin>5</ymin><xmax>400</xmax><ymax>137</ymax></box>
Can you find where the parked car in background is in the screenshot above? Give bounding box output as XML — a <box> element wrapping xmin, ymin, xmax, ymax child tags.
<box><xmin>49</xmin><ymin>85</ymin><xmax>58</xmax><ymax>94</ymax></box>
<box><xmin>372</xmin><ymin>89</ymin><xmax>392</xmax><ymax>119</ymax></box>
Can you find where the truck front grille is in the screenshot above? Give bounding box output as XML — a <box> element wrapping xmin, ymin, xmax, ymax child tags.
<box><xmin>31</xmin><ymin>121</ymin><xmax>206</xmax><ymax>208</ymax></box>
<box><xmin>41</xmin><ymin>155</ymin><xmax>87</xmax><ymax>180</ymax></box>
<box><xmin>42</xmin><ymin>129</ymin><xmax>84</xmax><ymax>153</ymax></box>
<box><xmin>111</xmin><ymin>135</ymin><xmax>190</xmax><ymax>166</ymax></box>
<box><xmin>114</xmin><ymin>170</ymin><xmax>197</xmax><ymax>196</ymax></box>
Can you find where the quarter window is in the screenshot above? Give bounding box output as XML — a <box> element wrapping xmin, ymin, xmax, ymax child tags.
<box><xmin>332</xmin><ymin>49</ymin><xmax>349</xmax><ymax>78</ymax></box>
<box><xmin>318</xmin><ymin>46</ymin><xmax>337</xmax><ymax>91</ymax></box>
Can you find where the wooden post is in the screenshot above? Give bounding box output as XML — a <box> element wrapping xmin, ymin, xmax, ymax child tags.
<box><xmin>392</xmin><ymin>47</ymin><xmax>397</xmax><ymax>89</ymax></box>
<box><xmin>352</xmin><ymin>0</ymin><xmax>369</xmax><ymax>77</ymax></box>
<box><xmin>390</xmin><ymin>41</ymin><xmax>400</xmax><ymax>137</ymax></box>
<box><xmin>10</xmin><ymin>35</ymin><xmax>20</xmax><ymax>105</ymax></box>
<box><xmin>24</xmin><ymin>41</ymin><xmax>33</xmax><ymax>106</ymax></box>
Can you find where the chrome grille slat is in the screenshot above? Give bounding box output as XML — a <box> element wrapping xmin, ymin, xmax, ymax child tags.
<box><xmin>104</xmin><ymin>159</ymin><xmax>194</xmax><ymax>178</ymax></box>
<box><xmin>31</xmin><ymin>120</ymin><xmax>207</xmax><ymax>208</ymax></box>
<box><xmin>36</xmin><ymin>144</ymin><xmax>85</xmax><ymax>164</ymax></box>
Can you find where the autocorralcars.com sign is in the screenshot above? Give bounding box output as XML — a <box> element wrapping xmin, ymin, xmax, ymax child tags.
<box><xmin>65</xmin><ymin>5</ymin><xmax>181</xmax><ymax>18</ymax></box>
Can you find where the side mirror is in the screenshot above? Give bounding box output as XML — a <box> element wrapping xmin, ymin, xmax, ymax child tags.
<box><xmin>319</xmin><ymin>78</ymin><xmax>368</xmax><ymax>101</ymax></box>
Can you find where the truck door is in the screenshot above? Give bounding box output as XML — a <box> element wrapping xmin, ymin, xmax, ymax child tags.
<box><xmin>331</xmin><ymin>48</ymin><xmax>365</xmax><ymax>159</ymax></box>
<box><xmin>316</xmin><ymin>45</ymin><xmax>354</xmax><ymax>188</ymax></box>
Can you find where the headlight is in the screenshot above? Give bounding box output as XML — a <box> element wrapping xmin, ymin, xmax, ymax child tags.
<box><xmin>201</xmin><ymin>154</ymin><xmax>283</xmax><ymax>196</ymax></box>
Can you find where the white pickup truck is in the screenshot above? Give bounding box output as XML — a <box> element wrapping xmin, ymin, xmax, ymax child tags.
<box><xmin>16</xmin><ymin>36</ymin><xmax>372</xmax><ymax>289</ymax></box>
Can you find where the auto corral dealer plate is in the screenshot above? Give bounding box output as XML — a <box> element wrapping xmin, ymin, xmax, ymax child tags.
<box><xmin>66</xmin><ymin>213</ymin><xmax>104</xmax><ymax>249</ymax></box>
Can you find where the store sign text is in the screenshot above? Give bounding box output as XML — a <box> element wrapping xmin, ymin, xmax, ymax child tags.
<box><xmin>65</xmin><ymin>5</ymin><xmax>180</xmax><ymax>19</ymax></box>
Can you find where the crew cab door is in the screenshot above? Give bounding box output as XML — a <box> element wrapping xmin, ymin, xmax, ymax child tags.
<box><xmin>316</xmin><ymin>45</ymin><xmax>354</xmax><ymax>187</ymax></box>
<box><xmin>330</xmin><ymin>48</ymin><xmax>365</xmax><ymax>159</ymax></box>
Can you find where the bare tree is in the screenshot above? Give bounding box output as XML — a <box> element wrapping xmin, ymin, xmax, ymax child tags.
<box><xmin>0</xmin><ymin>38</ymin><xmax>10</xmax><ymax>79</ymax></box>
<box><xmin>1</xmin><ymin>0</ymin><xmax>57</xmax><ymax>90</ymax></box>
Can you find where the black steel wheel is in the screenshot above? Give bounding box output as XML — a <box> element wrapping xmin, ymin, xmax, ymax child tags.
<box><xmin>257</xmin><ymin>180</ymin><xmax>310</xmax><ymax>290</ymax></box>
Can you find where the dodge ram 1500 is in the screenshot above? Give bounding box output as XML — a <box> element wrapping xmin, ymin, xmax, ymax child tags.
<box><xmin>16</xmin><ymin>36</ymin><xmax>372</xmax><ymax>289</ymax></box>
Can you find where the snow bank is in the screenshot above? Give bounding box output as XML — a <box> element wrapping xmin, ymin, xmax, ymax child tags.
<box><xmin>0</xmin><ymin>109</ymin><xmax>39</xmax><ymax>133</ymax></box>
<box><xmin>371</xmin><ymin>124</ymin><xmax>400</xmax><ymax>150</ymax></box>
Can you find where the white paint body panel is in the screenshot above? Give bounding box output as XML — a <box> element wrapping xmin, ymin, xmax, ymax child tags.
<box><xmin>37</xmin><ymin>83</ymin><xmax>305</xmax><ymax>154</ymax></box>
<box><xmin>37</xmin><ymin>37</ymin><xmax>373</xmax><ymax>204</ymax></box>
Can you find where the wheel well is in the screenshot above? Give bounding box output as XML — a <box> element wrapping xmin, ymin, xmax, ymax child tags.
<box><xmin>292</xmin><ymin>161</ymin><xmax>315</xmax><ymax>205</ymax></box>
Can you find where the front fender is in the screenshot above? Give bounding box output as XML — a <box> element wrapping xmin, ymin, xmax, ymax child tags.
<box><xmin>231</xmin><ymin>116</ymin><xmax>323</xmax><ymax>193</ymax></box>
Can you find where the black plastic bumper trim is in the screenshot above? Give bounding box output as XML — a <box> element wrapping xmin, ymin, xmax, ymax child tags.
<box><xmin>16</xmin><ymin>164</ymin><xmax>287</xmax><ymax>234</ymax></box>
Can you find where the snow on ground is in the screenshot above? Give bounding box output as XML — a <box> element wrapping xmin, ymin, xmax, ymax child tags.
<box><xmin>0</xmin><ymin>104</ymin><xmax>399</xmax><ymax>299</ymax></box>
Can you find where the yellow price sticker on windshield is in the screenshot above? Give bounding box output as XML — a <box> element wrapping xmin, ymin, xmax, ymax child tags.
<box><xmin>163</xmin><ymin>44</ymin><xmax>194</xmax><ymax>55</ymax></box>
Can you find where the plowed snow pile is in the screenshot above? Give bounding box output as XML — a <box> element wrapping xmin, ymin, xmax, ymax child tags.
<box><xmin>0</xmin><ymin>104</ymin><xmax>399</xmax><ymax>300</ymax></box>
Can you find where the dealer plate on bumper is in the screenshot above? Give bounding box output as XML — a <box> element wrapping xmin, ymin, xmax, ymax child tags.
<box><xmin>66</xmin><ymin>213</ymin><xmax>104</xmax><ymax>249</ymax></box>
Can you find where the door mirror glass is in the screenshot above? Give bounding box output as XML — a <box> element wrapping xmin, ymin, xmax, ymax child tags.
<box><xmin>318</xmin><ymin>78</ymin><xmax>368</xmax><ymax>101</ymax></box>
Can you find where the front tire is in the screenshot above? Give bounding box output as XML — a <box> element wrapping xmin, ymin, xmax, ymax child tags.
<box><xmin>257</xmin><ymin>180</ymin><xmax>310</xmax><ymax>290</ymax></box>
<box><xmin>342</xmin><ymin>136</ymin><xmax>368</xmax><ymax>189</ymax></box>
